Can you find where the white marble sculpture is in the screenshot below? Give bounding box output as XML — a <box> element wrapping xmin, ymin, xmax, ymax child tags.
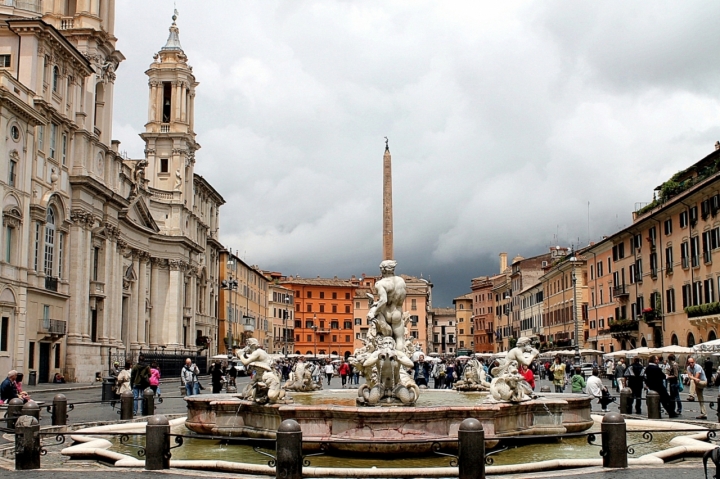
<box><xmin>284</xmin><ymin>356</ymin><xmax>321</xmax><ymax>392</ymax></box>
<box><xmin>356</xmin><ymin>260</ymin><xmax>421</xmax><ymax>406</ymax></box>
<box><xmin>489</xmin><ymin>337</ymin><xmax>538</xmax><ymax>402</ymax></box>
<box><xmin>454</xmin><ymin>358</ymin><xmax>491</xmax><ymax>391</ymax></box>
<box><xmin>237</xmin><ymin>338</ymin><xmax>286</xmax><ymax>404</ymax></box>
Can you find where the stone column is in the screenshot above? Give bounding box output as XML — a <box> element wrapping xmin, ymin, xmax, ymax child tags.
<box><xmin>103</xmin><ymin>231</ymin><xmax>116</xmax><ymax>343</ymax></box>
<box><xmin>149</xmin><ymin>258</ymin><xmax>161</xmax><ymax>348</ymax></box>
<box><xmin>136</xmin><ymin>254</ymin><xmax>148</xmax><ymax>347</ymax></box>
<box><xmin>180</xmin><ymin>84</ymin><xmax>186</xmax><ymax>123</ymax></box>
<box><xmin>148</xmin><ymin>81</ymin><xmax>156</xmax><ymax>123</ymax></box>
<box><xmin>67</xmin><ymin>210</ymin><xmax>93</xmax><ymax>342</ymax></box>
<box><xmin>128</xmin><ymin>251</ymin><xmax>139</xmax><ymax>349</ymax></box>
<box><xmin>165</xmin><ymin>260</ymin><xmax>183</xmax><ymax>347</ymax></box>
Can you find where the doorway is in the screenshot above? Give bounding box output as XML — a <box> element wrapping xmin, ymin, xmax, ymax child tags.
<box><xmin>39</xmin><ymin>342</ymin><xmax>50</xmax><ymax>383</ymax></box>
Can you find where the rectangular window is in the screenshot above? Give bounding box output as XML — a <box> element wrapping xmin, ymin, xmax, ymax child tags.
<box><xmin>93</xmin><ymin>246</ymin><xmax>100</xmax><ymax>281</ymax></box>
<box><xmin>306</xmin><ymin>291</ymin><xmax>312</xmax><ymax>298</ymax></box>
<box><xmin>33</xmin><ymin>223</ymin><xmax>40</xmax><ymax>271</ymax></box>
<box><xmin>4</xmin><ymin>226</ymin><xmax>11</xmax><ymax>263</ymax></box>
<box><xmin>666</xmin><ymin>288</ymin><xmax>675</xmax><ymax>313</ymax></box>
<box><xmin>590</xmin><ymin>264</ymin><xmax>594</xmax><ymax>279</ymax></box>
<box><xmin>680</xmin><ymin>211</ymin><xmax>688</xmax><ymax>228</ymax></box>
<box><xmin>693</xmin><ymin>281</ymin><xmax>702</xmax><ymax>306</ymax></box>
<box><xmin>332</xmin><ymin>292</ymin><xmax>337</xmax><ymax>299</ymax></box>
<box><xmin>629</xmin><ymin>264</ymin><xmax>636</xmax><ymax>284</ymax></box>
<box><xmin>608</xmin><ymin>257</ymin><xmax>612</xmax><ymax>274</ymax></box>
<box><xmin>8</xmin><ymin>159</ymin><xmax>16</xmax><ymax>187</ymax></box>
<box><xmin>597</xmin><ymin>261</ymin><xmax>603</xmax><ymax>277</ymax></box>
<box><xmin>319</xmin><ymin>292</ymin><xmax>325</xmax><ymax>299</ymax></box>
<box><xmin>332</xmin><ymin>305</ymin><xmax>337</xmax><ymax>313</ymax></box>
<box><xmin>345</xmin><ymin>292</ymin><xmax>350</xmax><ymax>299</ymax></box>
<box><xmin>664</xmin><ymin>218</ymin><xmax>672</xmax><ymax>236</ymax></box>
<box><xmin>650</xmin><ymin>252</ymin><xmax>658</xmax><ymax>277</ymax></box>
<box><xmin>37</xmin><ymin>125</ymin><xmax>44</xmax><ymax>151</ymax></box>
<box><xmin>61</xmin><ymin>133</ymin><xmax>67</xmax><ymax>165</ymax></box>
<box><xmin>160</xmin><ymin>158</ymin><xmax>169</xmax><ymax>173</ymax></box>
<box><xmin>411</xmin><ymin>298</ymin><xmax>417</xmax><ymax>310</ymax></box>
<box><xmin>691</xmin><ymin>236</ymin><xmax>700</xmax><ymax>267</ymax></box>
<box><xmin>705</xmin><ymin>279</ymin><xmax>715</xmax><ymax>304</ymax></box>
<box><xmin>57</xmin><ymin>232</ymin><xmax>64</xmax><ymax>279</ymax></box>
<box><xmin>306</xmin><ymin>304</ymin><xmax>312</xmax><ymax>312</ymax></box>
<box><xmin>666</xmin><ymin>246</ymin><xmax>674</xmax><ymax>272</ymax></box>
<box><xmin>690</xmin><ymin>206</ymin><xmax>698</xmax><ymax>225</ymax></box>
<box><xmin>0</xmin><ymin>54</ymin><xmax>10</xmax><ymax>68</ymax></box>
<box><xmin>0</xmin><ymin>317</ymin><xmax>7</xmax><ymax>352</ymax></box>
<box><xmin>28</xmin><ymin>341</ymin><xmax>34</xmax><ymax>369</ymax></box>
<box><xmin>681</xmin><ymin>241</ymin><xmax>690</xmax><ymax>268</ymax></box>
<box><xmin>345</xmin><ymin>305</ymin><xmax>350</xmax><ymax>313</ymax></box>
<box><xmin>50</xmin><ymin>123</ymin><xmax>57</xmax><ymax>159</ymax></box>
<box><xmin>319</xmin><ymin>305</ymin><xmax>324</xmax><ymax>313</ymax></box>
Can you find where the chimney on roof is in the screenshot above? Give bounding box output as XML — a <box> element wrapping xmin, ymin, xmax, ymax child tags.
<box><xmin>499</xmin><ymin>252</ymin><xmax>507</xmax><ymax>273</ymax></box>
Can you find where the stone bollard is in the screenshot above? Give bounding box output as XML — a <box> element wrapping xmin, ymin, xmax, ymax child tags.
<box><xmin>619</xmin><ymin>388</ymin><xmax>633</xmax><ymax>414</ymax></box>
<box><xmin>145</xmin><ymin>415</ymin><xmax>170</xmax><ymax>470</ymax></box>
<box><xmin>51</xmin><ymin>394</ymin><xmax>68</xmax><ymax>426</ymax></box>
<box><xmin>601</xmin><ymin>412</ymin><xmax>628</xmax><ymax>468</ymax></box>
<box><xmin>6</xmin><ymin>398</ymin><xmax>24</xmax><ymax>429</ymax></box>
<box><xmin>142</xmin><ymin>388</ymin><xmax>155</xmax><ymax>416</ymax></box>
<box><xmin>120</xmin><ymin>392</ymin><xmax>134</xmax><ymax>420</ymax></box>
<box><xmin>15</xmin><ymin>415</ymin><xmax>40</xmax><ymax>470</ymax></box>
<box><xmin>646</xmin><ymin>390</ymin><xmax>660</xmax><ymax>419</ymax></box>
<box><xmin>458</xmin><ymin>417</ymin><xmax>485</xmax><ymax>479</ymax></box>
<box><xmin>276</xmin><ymin>419</ymin><xmax>302</xmax><ymax>479</ymax></box>
<box><xmin>540</xmin><ymin>386</ymin><xmax>551</xmax><ymax>393</ymax></box>
<box><xmin>22</xmin><ymin>400</ymin><xmax>40</xmax><ymax>421</ymax></box>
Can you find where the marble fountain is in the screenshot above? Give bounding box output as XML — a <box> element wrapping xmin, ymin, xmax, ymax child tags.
<box><xmin>185</xmin><ymin>261</ymin><xmax>593</xmax><ymax>455</ymax></box>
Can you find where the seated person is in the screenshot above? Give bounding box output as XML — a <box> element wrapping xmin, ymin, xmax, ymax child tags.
<box><xmin>15</xmin><ymin>372</ymin><xmax>30</xmax><ymax>402</ymax></box>
<box><xmin>53</xmin><ymin>373</ymin><xmax>66</xmax><ymax>384</ymax></box>
<box><xmin>0</xmin><ymin>370</ymin><xmax>18</xmax><ymax>404</ymax></box>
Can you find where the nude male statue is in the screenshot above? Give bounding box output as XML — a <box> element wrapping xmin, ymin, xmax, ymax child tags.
<box><xmin>367</xmin><ymin>260</ymin><xmax>407</xmax><ymax>351</ymax></box>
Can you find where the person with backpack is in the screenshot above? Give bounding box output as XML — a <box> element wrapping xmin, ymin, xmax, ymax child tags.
<box><xmin>181</xmin><ymin>358</ymin><xmax>200</xmax><ymax>396</ymax></box>
<box><xmin>624</xmin><ymin>357</ymin><xmax>645</xmax><ymax>414</ymax></box>
<box><xmin>130</xmin><ymin>355</ymin><xmax>151</xmax><ymax>414</ymax></box>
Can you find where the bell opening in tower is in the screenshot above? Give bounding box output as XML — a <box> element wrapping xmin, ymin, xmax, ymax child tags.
<box><xmin>163</xmin><ymin>82</ymin><xmax>172</xmax><ymax>123</ymax></box>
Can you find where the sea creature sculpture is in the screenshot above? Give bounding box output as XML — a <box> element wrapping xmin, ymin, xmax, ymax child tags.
<box><xmin>237</xmin><ymin>338</ymin><xmax>286</xmax><ymax>404</ymax></box>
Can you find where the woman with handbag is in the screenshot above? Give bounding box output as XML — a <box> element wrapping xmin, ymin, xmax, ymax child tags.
<box><xmin>116</xmin><ymin>361</ymin><xmax>132</xmax><ymax>395</ymax></box>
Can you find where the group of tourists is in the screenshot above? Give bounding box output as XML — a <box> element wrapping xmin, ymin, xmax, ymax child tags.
<box><xmin>111</xmin><ymin>355</ymin><xmax>162</xmax><ymax>414</ymax></box>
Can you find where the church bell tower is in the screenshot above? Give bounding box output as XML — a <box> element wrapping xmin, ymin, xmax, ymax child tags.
<box><xmin>140</xmin><ymin>11</ymin><xmax>199</xmax><ymax>197</ymax></box>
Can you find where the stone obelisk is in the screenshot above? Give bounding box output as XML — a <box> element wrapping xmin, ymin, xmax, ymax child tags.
<box><xmin>382</xmin><ymin>138</ymin><xmax>393</xmax><ymax>261</ymax></box>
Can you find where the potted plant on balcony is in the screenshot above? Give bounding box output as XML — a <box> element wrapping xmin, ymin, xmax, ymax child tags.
<box><xmin>195</xmin><ymin>335</ymin><xmax>211</xmax><ymax>352</ymax></box>
<box><xmin>641</xmin><ymin>307</ymin><xmax>657</xmax><ymax>322</ymax></box>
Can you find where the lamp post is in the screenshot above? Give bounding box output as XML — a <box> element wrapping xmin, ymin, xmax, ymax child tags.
<box><xmin>221</xmin><ymin>256</ymin><xmax>238</xmax><ymax>355</ymax></box>
<box><xmin>283</xmin><ymin>294</ymin><xmax>291</xmax><ymax>358</ymax></box>
<box><xmin>312</xmin><ymin>314</ymin><xmax>318</xmax><ymax>357</ymax></box>
<box><xmin>571</xmin><ymin>255</ymin><xmax>580</xmax><ymax>367</ymax></box>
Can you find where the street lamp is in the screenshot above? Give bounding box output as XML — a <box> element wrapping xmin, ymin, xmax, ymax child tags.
<box><xmin>570</xmin><ymin>255</ymin><xmax>580</xmax><ymax>367</ymax></box>
<box><xmin>312</xmin><ymin>314</ymin><xmax>318</xmax><ymax>357</ymax></box>
<box><xmin>283</xmin><ymin>294</ymin><xmax>291</xmax><ymax>358</ymax></box>
<box><xmin>221</xmin><ymin>259</ymin><xmax>238</xmax><ymax>355</ymax></box>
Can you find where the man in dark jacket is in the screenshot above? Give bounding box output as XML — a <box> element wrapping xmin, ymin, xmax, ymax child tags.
<box><xmin>624</xmin><ymin>357</ymin><xmax>645</xmax><ymax>414</ymax></box>
<box><xmin>130</xmin><ymin>355</ymin><xmax>150</xmax><ymax>415</ymax></box>
<box><xmin>644</xmin><ymin>355</ymin><xmax>677</xmax><ymax>418</ymax></box>
<box><xmin>0</xmin><ymin>370</ymin><xmax>18</xmax><ymax>404</ymax></box>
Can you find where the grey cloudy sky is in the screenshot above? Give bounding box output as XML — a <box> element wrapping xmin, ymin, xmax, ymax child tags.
<box><xmin>113</xmin><ymin>1</ymin><xmax>720</xmax><ymax>306</ymax></box>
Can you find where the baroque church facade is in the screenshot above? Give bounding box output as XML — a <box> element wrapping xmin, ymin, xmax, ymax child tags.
<box><xmin>0</xmin><ymin>2</ymin><xmax>223</xmax><ymax>382</ymax></box>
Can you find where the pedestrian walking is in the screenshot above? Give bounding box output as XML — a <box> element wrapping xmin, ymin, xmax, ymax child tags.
<box><xmin>687</xmin><ymin>357</ymin><xmax>708</xmax><ymax>419</ymax></box>
<box><xmin>115</xmin><ymin>362</ymin><xmax>132</xmax><ymax>396</ymax></box>
<box><xmin>181</xmin><ymin>358</ymin><xmax>200</xmax><ymax>396</ymax></box>
<box><xmin>666</xmin><ymin>354</ymin><xmax>682</xmax><ymax>415</ymax></box>
<box><xmin>624</xmin><ymin>357</ymin><xmax>645</xmax><ymax>414</ymax></box>
<box><xmin>324</xmin><ymin>362</ymin><xmax>334</xmax><ymax>386</ymax></box>
<box><xmin>339</xmin><ymin>360</ymin><xmax>351</xmax><ymax>388</ymax></box>
<box><xmin>149</xmin><ymin>362</ymin><xmax>161</xmax><ymax>396</ymax></box>
<box><xmin>614</xmin><ymin>358</ymin><xmax>626</xmax><ymax>392</ymax></box>
<box><xmin>130</xmin><ymin>355</ymin><xmax>151</xmax><ymax>415</ymax></box>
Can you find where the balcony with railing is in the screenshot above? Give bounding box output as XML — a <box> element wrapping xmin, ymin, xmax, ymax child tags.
<box><xmin>39</xmin><ymin>318</ymin><xmax>67</xmax><ymax>336</ymax></box>
<box><xmin>59</xmin><ymin>17</ymin><xmax>74</xmax><ymax>29</ymax></box>
<box><xmin>687</xmin><ymin>302</ymin><xmax>720</xmax><ymax>327</ymax></box>
<box><xmin>160</xmin><ymin>123</ymin><xmax>170</xmax><ymax>133</ymax></box>
<box><xmin>612</xmin><ymin>285</ymin><xmax>629</xmax><ymax>298</ymax></box>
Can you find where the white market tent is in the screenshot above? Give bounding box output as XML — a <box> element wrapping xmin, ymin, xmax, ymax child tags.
<box><xmin>693</xmin><ymin>339</ymin><xmax>720</xmax><ymax>353</ymax></box>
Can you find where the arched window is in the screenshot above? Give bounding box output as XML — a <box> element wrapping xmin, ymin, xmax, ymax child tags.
<box><xmin>52</xmin><ymin>66</ymin><xmax>59</xmax><ymax>92</ymax></box>
<box><xmin>687</xmin><ymin>332</ymin><xmax>696</xmax><ymax>348</ymax></box>
<box><xmin>44</xmin><ymin>207</ymin><xmax>56</xmax><ymax>276</ymax></box>
<box><xmin>671</xmin><ymin>334</ymin><xmax>679</xmax><ymax>346</ymax></box>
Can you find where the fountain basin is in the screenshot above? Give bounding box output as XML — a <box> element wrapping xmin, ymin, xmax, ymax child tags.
<box><xmin>185</xmin><ymin>391</ymin><xmax>593</xmax><ymax>454</ymax></box>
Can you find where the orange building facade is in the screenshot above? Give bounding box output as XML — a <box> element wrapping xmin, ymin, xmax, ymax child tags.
<box><xmin>280</xmin><ymin>277</ymin><xmax>357</xmax><ymax>358</ymax></box>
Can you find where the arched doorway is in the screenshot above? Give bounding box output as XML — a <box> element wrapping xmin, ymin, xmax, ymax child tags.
<box><xmin>344</xmin><ymin>351</ymin><xmax>351</xmax><ymax>360</ymax></box>
<box><xmin>709</xmin><ymin>330</ymin><xmax>717</xmax><ymax>342</ymax></box>
<box><xmin>687</xmin><ymin>332</ymin><xmax>696</xmax><ymax>348</ymax></box>
<box><xmin>671</xmin><ymin>334</ymin><xmax>679</xmax><ymax>346</ymax></box>
<box><xmin>641</xmin><ymin>337</ymin><xmax>647</xmax><ymax>347</ymax></box>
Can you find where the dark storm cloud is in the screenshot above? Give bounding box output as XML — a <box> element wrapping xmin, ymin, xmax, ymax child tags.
<box><xmin>113</xmin><ymin>1</ymin><xmax>720</xmax><ymax>306</ymax></box>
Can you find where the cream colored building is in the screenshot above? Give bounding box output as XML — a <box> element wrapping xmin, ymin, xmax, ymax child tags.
<box><xmin>453</xmin><ymin>293</ymin><xmax>473</xmax><ymax>351</ymax></box>
<box><xmin>268</xmin><ymin>282</ymin><xmax>294</xmax><ymax>355</ymax></box>
<box><xmin>0</xmin><ymin>3</ymin><xmax>225</xmax><ymax>381</ymax></box>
